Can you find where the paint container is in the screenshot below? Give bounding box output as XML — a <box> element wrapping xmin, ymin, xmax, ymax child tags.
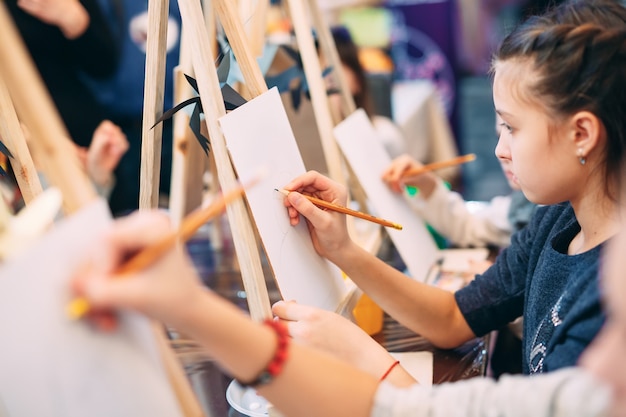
<box><xmin>353</xmin><ymin>292</ymin><xmax>384</xmax><ymax>335</ymax></box>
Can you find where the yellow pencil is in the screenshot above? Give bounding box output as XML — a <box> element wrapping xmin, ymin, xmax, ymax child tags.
<box><xmin>276</xmin><ymin>189</ymin><xmax>403</xmax><ymax>231</ymax></box>
<box><xmin>66</xmin><ymin>183</ymin><xmax>250</xmax><ymax>320</ymax></box>
<box><xmin>402</xmin><ymin>153</ymin><xmax>477</xmax><ymax>178</ymax></box>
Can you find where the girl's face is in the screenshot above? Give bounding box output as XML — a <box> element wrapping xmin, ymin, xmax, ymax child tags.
<box><xmin>580</xmin><ymin>215</ymin><xmax>626</xmax><ymax>417</ymax></box>
<box><xmin>495</xmin><ymin>114</ymin><xmax>521</xmax><ymax>191</ymax></box>
<box><xmin>492</xmin><ymin>60</ymin><xmax>582</xmax><ymax>205</ymax></box>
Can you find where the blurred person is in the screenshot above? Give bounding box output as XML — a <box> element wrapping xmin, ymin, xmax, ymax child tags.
<box><xmin>329</xmin><ymin>26</ymin><xmax>408</xmax><ymax>160</ymax></box>
<box><xmin>87</xmin><ymin>1</ymin><xmax>181</xmax><ymax>215</ymax></box>
<box><xmin>382</xmin><ymin>114</ymin><xmax>536</xmax><ymax>249</ymax></box>
<box><xmin>6</xmin><ymin>0</ymin><xmax>119</xmax><ymax>148</ymax></box>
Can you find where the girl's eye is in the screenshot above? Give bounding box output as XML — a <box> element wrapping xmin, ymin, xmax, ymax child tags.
<box><xmin>499</xmin><ymin>122</ymin><xmax>514</xmax><ymax>134</ymax></box>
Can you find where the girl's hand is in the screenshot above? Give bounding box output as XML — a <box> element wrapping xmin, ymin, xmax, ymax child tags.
<box><xmin>72</xmin><ymin>211</ymin><xmax>204</xmax><ymax>329</ymax></box>
<box><xmin>381</xmin><ymin>154</ymin><xmax>438</xmax><ymax>197</ymax></box>
<box><xmin>281</xmin><ymin>171</ymin><xmax>353</xmax><ymax>260</ymax></box>
<box><xmin>381</xmin><ymin>154</ymin><xmax>421</xmax><ymax>193</ymax></box>
<box><xmin>273</xmin><ymin>301</ymin><xmax>397</xmax><ymax>376</ymax></box>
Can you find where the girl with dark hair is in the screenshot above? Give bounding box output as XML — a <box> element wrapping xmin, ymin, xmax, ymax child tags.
<box><xmin>73</xmin><ymin>1</ymin><xmax>626</xmax><ymax>416</ymax></box>
<box><xmin>279</xmin><ymin>0</ymin><xmax>626</xmax><ymax>375</ymax></box>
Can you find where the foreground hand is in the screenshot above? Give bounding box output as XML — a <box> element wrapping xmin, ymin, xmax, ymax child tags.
<box><xmin>272</xmin><ymin>300</ymin><xmax>398</xmax><ymax>378</ymax></box>
<box><xmin>72</xmin><ymin>211</ymin><xmax>203</xmax><ymax>329</ymax></box>
<box><xmin>281</xmin><ymin>171</ymin><xmax>354</xmax><ymax>260</ymax></box>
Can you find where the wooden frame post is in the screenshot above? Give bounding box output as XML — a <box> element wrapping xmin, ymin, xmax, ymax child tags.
<box><xmin>0</xmin><ymin>78</ymin><xmax>43</xmax><ymax>204</ymax></box>
<box><xmin>169</xmin><ymin>28</ymin><xmax>207</xmax><ymax>228</ymax></box>
<box><xmin>177</xmin><ymin>0</ymin><xmax>272</xmax><ymax>321</ymax></box>
<box><xmin>140</xmin><ymin>0</ymin><xmax>170</xmax><ymax>209</ymax></box>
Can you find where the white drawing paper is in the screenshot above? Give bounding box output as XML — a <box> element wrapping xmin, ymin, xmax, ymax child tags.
<box><xmin>390</xmin><ymin>351</ymin><xmax>434</xmax><ymax>386</ymax></box>
<box><xmin>219</xmin><ymin>87</ymin><xmax>348</xmax><ymax>311</ymax></box>
<box><xmin>334</xmin><ymin>109</ymin><xmax>439</xmax><ymax>281</ymax></box>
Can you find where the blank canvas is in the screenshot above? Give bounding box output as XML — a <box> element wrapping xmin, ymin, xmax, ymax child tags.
<box><xmin>0</xmin><ymin>199</ymin><xmax>183</xmax><ymax>417</ymax></box>
<box><xmin>218</xmin><ymin>87</ymin><xmax>348</xmax><ymax>311</ymax></box>
<box><xmin>334</xmin><ymin>109</ymin><xmax>439</xmax><ymax>281</ymax></box>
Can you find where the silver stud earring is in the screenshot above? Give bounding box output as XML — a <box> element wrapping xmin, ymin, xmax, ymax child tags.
<box><xmin>577</xmin><ymin>148</ymin><xmax>586</xmax><ymax>165</ymax></box>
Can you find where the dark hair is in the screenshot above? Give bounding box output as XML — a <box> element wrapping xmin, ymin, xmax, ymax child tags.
<box><xmin>493</xmin><ymin>0</ymin><xmax>626</xmax><ymax>200</ymax></box>
<box><xmin>331</xmin><ymin>26</ymin><xmax>375</xmax><ymax>117</ymax></box>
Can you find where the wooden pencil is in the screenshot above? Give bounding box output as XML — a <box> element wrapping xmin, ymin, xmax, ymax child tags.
<box><xmin>402</xmin><ymin>153</ymin><xmax>477</xmax><ymax>178</ymax></box>
<box><xmin>276</xmin><ymin>189</ymin><xmax>403</xmax><ymax>231</ymax></box>
<box><xmin>66</xmin><ymin>184</ymin><xmax>248</xmax><ymax>320</ymax></box>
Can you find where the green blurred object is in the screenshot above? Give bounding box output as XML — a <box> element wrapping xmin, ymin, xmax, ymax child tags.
<box><xmin>406</xmin><ymin>184</ymin><xmax>449</xmax><ymax>249</ymax></box>
<box><xmin>406</xmin><ymin>185</ymin><xmax>418</xmax><ymax>197</ymax></box>
<box><xmin>339</xmin><ymin>7</ymin><xmax>391</xmax><ymax>48</ymax></box>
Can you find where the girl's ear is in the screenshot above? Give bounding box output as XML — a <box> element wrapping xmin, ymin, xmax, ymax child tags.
<box><xmin>570</xmin><ymin>111</ymin><xmax>603</xmax><ymax>159</ymax></box>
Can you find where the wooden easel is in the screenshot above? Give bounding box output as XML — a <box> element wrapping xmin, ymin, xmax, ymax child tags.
<box><xmin>168</xmin><ymin>24</ymin><xmax>209</xmax><ymax>228</ymax></box>
<box><xmin>284</xmin><ymin>0</ymin><xmax>381</xmax><ymax>252</ymax></box>
<box><xmin>284</xmin><ymin>0</ymin><xmax>346</xmax><ymax>187</ymax></box>
<box><xmin>147</xmin><ymin>0</ymin><xmax>381</xmax><ymax>320</ymax></box>
<box><xmin>240</xmin><ymin>0</ymin><xmax>270</xmax><ymax>59</ymax></box>
<box><xmin>0</xmin><ymin>77</ymin><xmax>42</xmax><ymax>205</ymax></box>
<box><xmin>139</xmin><ymin>0</ymin><xmax>169</xmax><ymax>210</ymax></box>
<box><xmin>168</xmin><ymin>0</ymin><xmax>273</xmax><ymax>321</ymax></box>
<box><xmin>0</xmin><ymin>4</ymin><xmax>204</xmax><ymax>417</ymax></box>
<box><xmin>304</xmin><ymin>0</ymin><xmax>357</xmax><ymax>119</ymax></box>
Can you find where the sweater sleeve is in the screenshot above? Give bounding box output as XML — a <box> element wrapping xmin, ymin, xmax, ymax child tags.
<box><xmin>69</xmin><ymin>0</ymin><xmax>120</xmax><ymax>78</ymax></box>
<box><xmin>371</xmin><ymin>368</ymin><xmax>610</xmax><ymax>417</ymax></box>
<box><xmin>405</xmin><ymin>180</ymin><xmax>513</xmax><ymax>248</ymax></box>
<box><xmin>453</xmin><ymin>204</ymin><xmax>549</xmax><ymax>336</ymax></box>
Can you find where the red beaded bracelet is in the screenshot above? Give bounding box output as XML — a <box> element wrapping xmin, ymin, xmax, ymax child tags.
<box><xmin>380</xmin><ymin>360</ymin><xmax>400</xmax><ymax>381</ymax></box>
<box><xmin>236</xmin><ymin>319</ymin><xmax>290</xmax><ymax>388</ymax></box>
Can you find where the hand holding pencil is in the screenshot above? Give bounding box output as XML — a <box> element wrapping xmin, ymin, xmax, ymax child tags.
<box><xmin>280</xmin><ymin>171</ymin><xmax>403</xmax><ymax>264</ymax></box>
<box><xmin>276</xmin><ymin>189</ymin><xmax>402</xmax><ymax>230</ymax></box>
<box><xmin>69</xmin><ymin>210</ymin><xmax>204</xmax><ymax>330</ymax></box>
<box><xmin>381</xmin><ymin>154</ymin><xmax>476</xmax><ymax>195</ymax></box>
<box><xmin>68</xmin><ymin>184</ymin><xmax>249</xmax><ymax>322</ymax></box>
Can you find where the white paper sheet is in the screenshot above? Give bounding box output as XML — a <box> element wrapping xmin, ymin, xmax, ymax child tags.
<box><xmin>334</xmin><ymin>109</ymin><xmax>439</xmax><ymax>281</ymax></box>
<box><xmin>219</xmin><ymin>88</ymin><xmax>348</xmax><ymax>311</ymax></box>
<box><xmin>390</xmin><ymin>351</ymin><xmax>433</xmax><ymax>386</ymax></box>
<box><xmin>0</xmin><ymin>199</ymin><xmax>183</xmax><ymax>417</ymax></box>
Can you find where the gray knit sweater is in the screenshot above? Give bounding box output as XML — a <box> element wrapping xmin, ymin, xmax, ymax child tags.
<box><xmin>372</xmin><ymin>368</ymin><xmax>610</xmax><ymax>417</ymax></box>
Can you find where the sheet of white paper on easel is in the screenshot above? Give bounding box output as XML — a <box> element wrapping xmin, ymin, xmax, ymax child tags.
<box><xmin>218</xmin><ymin>87</ymin><xmax>348</xmax><ymax>311</ymax></box>
<box><xmin>0</xmin><ymin>199</ymin><xmax>183</xmax><ymax>417</ymax></box>
<box><xmin>334</xmin><ymin>109</ymin><xmax>439</xmax><ymax>282</ymax></box>
<box><xmin>390</xmin><ymin>351</ymin><xmax>433</xmax><ymax>386</ymax></box>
